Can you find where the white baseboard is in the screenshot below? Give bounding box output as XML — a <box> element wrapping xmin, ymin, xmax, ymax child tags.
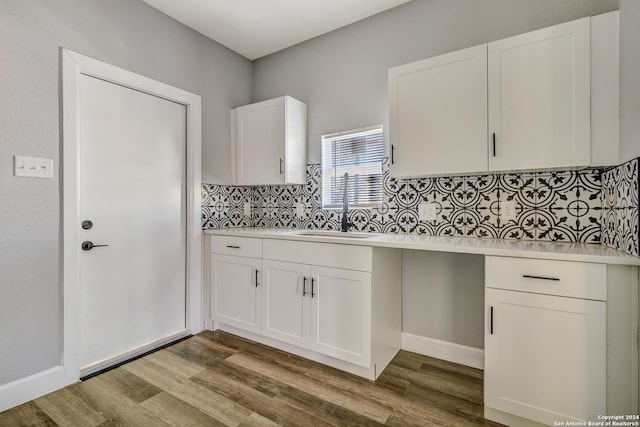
<box><xmin>0</xmin><ymin>366</ymin><xmax>73</xmax><ymax>412</ymax></box>
<box><xmin>401</xmin><ymin>333</ymin><xmax>484</xmax><ymax>370</ymax></box>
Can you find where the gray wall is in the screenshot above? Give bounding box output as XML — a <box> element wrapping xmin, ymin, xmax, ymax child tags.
<box><xmin>619</xmin><ymin>0</ymin><xmax>640</xmax><ymax>162</ymax></box>
<box><xmin>254</xmin><ymin>0</ymin><xmax>619</xmax><ymax>164</ymax></box>
<box><xmin>402</xmin><ymin>251</ymin><xmax>485</xmax><ymax>349</ymax></box>
<box><xmin>253</xmin><ymin>0</ymin><xmax>619</xmax><ymax>347</ymax></box>
<box><xmin>0</xmin><ymin>0</ymin><xmax>251</xmax><ymax>386</ymax></box>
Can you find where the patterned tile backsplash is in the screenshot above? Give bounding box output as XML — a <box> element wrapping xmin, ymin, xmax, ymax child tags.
<box><xmin>601</xmin><ymin>157</ymin><xmax>639</xmax><ymax>256</ymax></box>
<box><xmin>202</xmin><ymin>157</ymin><xmax>640</xmax><ymax>257</ymax></box>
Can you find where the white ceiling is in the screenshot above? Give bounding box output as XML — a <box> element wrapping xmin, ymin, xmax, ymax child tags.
<box><xmin>141</xmin><ymin>0</ymin><xmax>413</xmax><ymax>60</ymax></box>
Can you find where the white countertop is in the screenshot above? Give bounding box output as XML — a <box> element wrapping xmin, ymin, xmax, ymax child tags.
<box><xmin>204</xmin><ymin>227</ymin><xmax>640</xmax><ymax>266</ymax></box>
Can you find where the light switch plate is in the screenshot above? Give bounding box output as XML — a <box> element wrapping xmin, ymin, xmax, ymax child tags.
<box><xmin>418</xmin><ymin>202</ymin><xmax>437</xmax><ymax>221</ymax></box>
<box><xmin>243</xmin><ymin>202</ymin><xmax>251</xmax><ymax>217</ymax></box>
<box><xmin>14</xmin><ymin>155</ymin><xmax>54</xmax><ymax>178</ymax></box>
<box><xmin>501</xmin><ymin>200</ymin><xmax>517</xmax><ymax>221</ymax></box>
<box><xmin>296</xmin><ymin>203</ymin><xmax>306</xmax><ymax>217</ymax></box>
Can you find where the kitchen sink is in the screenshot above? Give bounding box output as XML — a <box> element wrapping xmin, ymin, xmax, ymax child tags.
<box><xmin>294</xmin><ymin>230</ymin><xmax>373</xmax><ymax>239</ymax></box>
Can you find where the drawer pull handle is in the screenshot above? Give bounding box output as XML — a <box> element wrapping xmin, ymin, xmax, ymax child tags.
<box><xmin>255</xmin><ymin>269</ymin><xmax>259</xmax><ymax>287</ymax></box>
<box><xmin>302</xmin><ymin>277</ymin><xmax>307</xmax><ymax>296</ymax></box>
<box><xmin>490</xmin><ymin>306</ymin><xmax>494</xmax><ymax>335</ymax></box>
<box><xmin>522</xmin><ymin>274</ymin><xmax>560</xmax><ymax>282</ymax></box>
<box><xmin>311</xmin><ymin>278</ymin><xmax>315</xmax><ymax>298</ymax></box>
<box><xmin>226</xmin><ymin>245</ymin><xmax>240</xmax><ymax>249</ymax></box>
<box><xmin>492</xmin><ymin>133</ymin><xmax>496</xmax><ymax>157</ymax></box>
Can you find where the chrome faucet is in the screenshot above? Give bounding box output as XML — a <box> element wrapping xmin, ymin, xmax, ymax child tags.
<box><xmin>341</xmin><ymin>172</ymin><xmax>354</xmax><ymax>232</ymax></box>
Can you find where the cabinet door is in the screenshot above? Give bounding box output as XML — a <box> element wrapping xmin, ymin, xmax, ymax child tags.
<box><xmin>309</xmin><ymin>266</ymin><xmax>371</xmax><ymax>367</ymax></box>
<box><xmin>211</xmin><ymin>254</ymin><xmax>262</xmax><ymax>334</ymax></box>
<box><xmin>488</xmin><ymin>18</ymin><xmax>590</xmax><ymax>171</ymax></box>
<box><xmin>389</xmin><ymin>44</ymin><xmax>488</xmax><ymax>177</ymax></box>
<box><xmin>262</xmin><ymin>260</ymin><xmax>311</xmax><ymax>348</ymax></box>
<box><xmin>485</xmin><ymin>288</ymin><xmax>605</xmax><ymax>424</ymax></box>
<box><xmin>236</xmin><ymin>98</ymin><xmax>285</xmax><ymax>185</ymax></box>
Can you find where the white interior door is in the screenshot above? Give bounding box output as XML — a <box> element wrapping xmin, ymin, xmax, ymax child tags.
<box><xmin>78</xmin><ymin>75</ymin><xmax>187</xmax><ymax>374</ymax></box>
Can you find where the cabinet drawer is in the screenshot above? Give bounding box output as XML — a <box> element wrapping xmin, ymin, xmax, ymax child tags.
<box><xmin>485</xmin><ymin>256</ymin><xmax>606</xmax><ymax>301</ymax></box>
<box><xmin>212</xmin><ymin>236</ymin><xmax>262</xmax><ymax>258</ymax></box>
<box><xmin>263</xmin><ymin>239</ymin><xmax>372</xmax><ymax>272</ymax></box>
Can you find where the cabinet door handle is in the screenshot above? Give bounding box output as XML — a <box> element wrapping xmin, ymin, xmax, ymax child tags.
<box><xmin>391</xmin><ymin>144</ymin><xmax>395</xmax><ymax>165</ymax></box>
<box><xmin>522</xmin><ymin>274</ymin><xmax>560</xmax><ymax>282</ymax></box>
<box><xmin>255</xmin><ymin>269</ymin><xmax>260</xmax><ymax>287</ymax></box>
<box><xmin>490</xmin><ymin>306</ymin><xmax>494</xmax><ymax>335</ymax></box>
<box><xmin>226</xmin><ymin>245</ymin><xmax>240</xmax><ymax>249</ymax></box>
<box><xmin>302</xmin><ymin>276</ymin><xmax>307</xmax><ymax>296</ymax></box>
<box><xmin>311</xmin><ymin>277</ymin><xmax>315</xmax><ymax>298</ymax></box>
<box><xmin>492</xmin><ymin>133</ymin><xmax>496</xmax><ymax>157</ymax></box>
<box><xmin>279</xmin><ymin>158</ymin><xmax>284</xmax><ymax>174</ymax></box>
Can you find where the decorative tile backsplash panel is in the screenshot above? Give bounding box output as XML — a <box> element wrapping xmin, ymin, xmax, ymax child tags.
<box><xmin>202</xmin><ymin>157</ymin><xmax>640</xmax><ymax>256</ymax></box>
<box><xmin>201</xmin><ymin>185</ymin><xmax>252</xmax><ymax>229</ymax></box>
<box><xmin>601</xmin><ymin>158</ymin><xmax>639</xmax><ymax>257</ymax></box>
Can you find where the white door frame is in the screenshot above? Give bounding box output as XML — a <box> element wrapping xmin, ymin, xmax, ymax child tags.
<box><xmin>61</xmin><ymin>51</ymin><xmax>202</xmax><ymax>382</ymax></box>
<box><xmin>0</xmin><ymin>49</ymin><xmax>203</xmax><ymax>411</ymax></box>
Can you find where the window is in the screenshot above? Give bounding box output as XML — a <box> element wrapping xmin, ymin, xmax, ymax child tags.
<box><xmin>321</xmin><ymin>125</ymin><xmax>384</xmax><ymax>209</ymax></box>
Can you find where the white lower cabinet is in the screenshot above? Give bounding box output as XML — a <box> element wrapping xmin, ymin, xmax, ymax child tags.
<box><xmin>485</xmin><ymin>288</ymin><xmax>605</xmax><ymax>425</ymax></box>
<box><xmin>309</xmin><ymin>266</ymin><xmax>371</xmax><ymax>366</ymax></box>
<box><xmin>262</xmin><ymin>261</ymin><xmax>371</xmax><ymax>367</ymax></box>
<box><xmin>261</xmin><ymin>260</ymin><xmax>310</xmax><ymax>348</ymax></box>
<box><xmin>210</xmin><ymin>236</ymin><xmax>401</xmax><ymax>380</ymax></box>
<box><xmin>209</xmin><ymin>235</ymin><xmax>638</xmax><ymax>418</ymax></box>
<box><xmin>483</xmin><ymin>256</ymin><xmax>640</xmax><ymax>427</ymax></box>
<box><xmin>210</xmin><ymin>236</ymin><xmax>263</xmax><ymax>334</ymax></box>
<box><xmin>211</xmin><ymin>254</ymin><xmax>262</xmax><ymax>334</ymax></box>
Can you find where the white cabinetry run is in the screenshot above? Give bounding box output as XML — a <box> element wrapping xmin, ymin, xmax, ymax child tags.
<box><xmin>389</xmin><ymin>12</ymin><xmax>619</xmax><ymax>178</ymax></box>
<box><xmin>209</xmin><ymin>235</ymin><xmax>402</xmax><ymax>380</ymax></box>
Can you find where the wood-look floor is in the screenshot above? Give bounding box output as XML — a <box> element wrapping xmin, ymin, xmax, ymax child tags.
<box><xmin>0</xmin><ymin>331</ymin><xmax>504</xmax><ymax>426</ymax></box>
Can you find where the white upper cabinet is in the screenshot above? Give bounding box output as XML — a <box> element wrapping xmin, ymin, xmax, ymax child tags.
<box><xmin>388</xmin><ymin>14</ymin><xmax>616</xmax><ymax>177</ymax></box>
<box><xmin>233</xmin><ymin>96</ymin><xmax>307</xmax><ymax>186</ymax></box>
<box><xmin>389</xmin><ymin>44</ymin><xmax>488</xmax><ymax>178</ymax></box>
<box><xmin>590</xmin><ymin>11</ymin><xmax>619</xmax><ymax>166</ymax></box>
<box><xmin>488</xmin><ymin>17</ymin><xmax>591</xmax><ymax>171</ymax></box>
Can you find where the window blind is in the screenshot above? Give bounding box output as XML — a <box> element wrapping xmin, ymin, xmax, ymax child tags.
<box><xmin>321</xmin><ymin>125</ymin><xmax>384</xmax><ymax>209</ymax></box>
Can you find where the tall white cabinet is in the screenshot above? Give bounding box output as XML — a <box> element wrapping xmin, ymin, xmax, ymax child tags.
<box><xmin>233</xmin><ymin>96</ymin><xmax>307</xmax><ymax>186</ymax></box>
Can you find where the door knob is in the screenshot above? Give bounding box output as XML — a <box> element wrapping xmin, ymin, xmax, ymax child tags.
<box><xmin>81</xmin><ymin>241</ymin><xmax>108</xmax><ymax>251</ymax></box>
